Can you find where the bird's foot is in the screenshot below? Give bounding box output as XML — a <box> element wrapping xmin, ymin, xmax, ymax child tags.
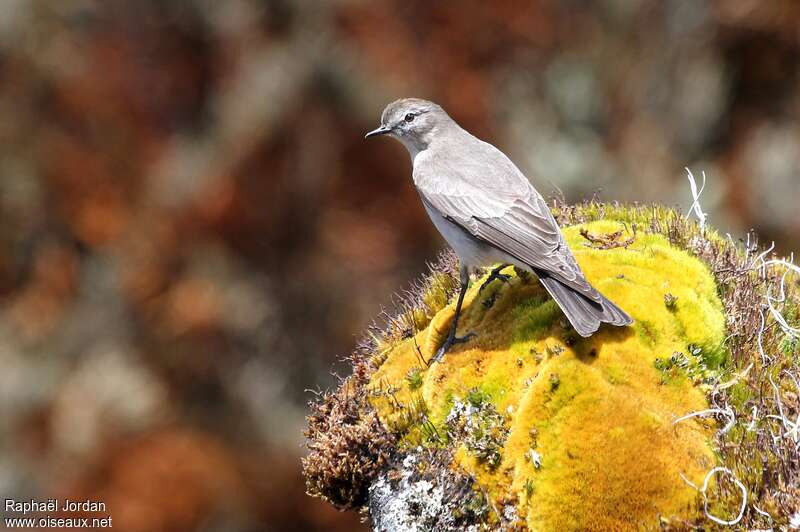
<box><xmin>432</xmin><ymin>332</ymin><xmax>477</xmax><ymax>363</ymax></box>
<box><xmin>479</xmin><ymin>265</ymin><xmax>511</xmax><ymax>292</ymax></box>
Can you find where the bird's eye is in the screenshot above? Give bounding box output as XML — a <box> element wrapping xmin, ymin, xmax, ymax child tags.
<box><xmin>404</xmin><ymin>113</ymin><xmax>415</xmax><ymax>123</ymax></box>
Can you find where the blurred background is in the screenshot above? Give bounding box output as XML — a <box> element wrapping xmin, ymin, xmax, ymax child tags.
<box><xmin>0</xmin><ymin>1</ymin><xmax>797</xmax><ymax>530</ymax></box>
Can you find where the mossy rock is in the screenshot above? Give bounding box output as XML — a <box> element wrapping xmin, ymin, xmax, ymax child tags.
<box><xmin>304</xmin><ymin>202</ymin><xmax>800</xmax><ymax>531</ymax></box>
<box><xmin>368</xmin><ymin>220</ymin><xmax>725</xmax><ymax>529</ymax></box>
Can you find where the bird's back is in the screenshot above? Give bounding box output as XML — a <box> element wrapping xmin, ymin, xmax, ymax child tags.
<box><xmin>413</xmin><ymin>127</ymin><xmax>532</xmax><ymax>206</ymax></box>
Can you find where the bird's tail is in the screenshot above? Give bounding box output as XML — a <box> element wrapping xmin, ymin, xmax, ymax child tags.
<box><xmin>537</xmin><ymin>273</ymin><xmax>633</xmax><ymax>337</ymax></box>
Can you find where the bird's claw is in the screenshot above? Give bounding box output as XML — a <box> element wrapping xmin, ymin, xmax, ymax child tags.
<box><xmin>451</xmin><ymin>332</ymin><xmax>476</xmax><ymax>345</ymax></box>
<box><xmin>479</xmin><ymin>268</ymin><xmax>511</xmax><ymax>292</ymax></box>
<box><xmin>431</xmin><ymin>332</ymin><xmax>477</xmax><ymax>362</ymax></box>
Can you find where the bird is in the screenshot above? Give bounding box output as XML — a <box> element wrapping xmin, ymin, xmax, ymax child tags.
<box><xmin>365</xmin><ymin>98</ymin><xmax>633</xmax><ymax>362</ymax></box>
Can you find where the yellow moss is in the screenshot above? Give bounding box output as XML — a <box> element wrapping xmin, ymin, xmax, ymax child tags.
<box><xmin>368</xmin><ymin>220</ymin><xmax>725</xmax><ymax>530</ymax></box>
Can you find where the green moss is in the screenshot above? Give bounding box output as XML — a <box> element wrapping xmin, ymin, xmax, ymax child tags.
<box><xmin>423</xmin><ymin>272</ymin><xmax>458</xmax><ymax>315</ymax></box>
<box><xmin>305</xmin><ymin>200</ymin><xmax>800</xmax><ymax>529</ymax></box>
<box><xmin>511</xmin><ymin>297</ymin><xmax>559</xmax><ymax>345</ymax></box>
<box><xmin>780</xmin><ymin>334</ymin><xmax>798</xmax><ymax>357</ymax></box>
<box><xmin>406</xmin><ymin>367</ymin><xmax>424</xmax><ymax>390</ymax></box>
<box><xmin>466</xmin><ymin>387</ymin><xmax>491</xmax><ymax>407</ymax></box>
<box><xmin>368</xmin><ymin>218</ymin><xmax>726</xmax><ymax>529</ymax></box>
<box><xmin>691</xmin><ymin>341</ymin><xmax>729</xmax><ymax>371</ymax></box>
<box><xmin>635</xmin><ymin>319</ymin><xmax>660</xmax><ymax>348</ymax></box>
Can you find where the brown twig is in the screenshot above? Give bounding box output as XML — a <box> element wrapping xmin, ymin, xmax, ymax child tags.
<box><xmin>580</xmin><ymin>224</ymin><xmax>637</xmax><ymax>249</ymax></box>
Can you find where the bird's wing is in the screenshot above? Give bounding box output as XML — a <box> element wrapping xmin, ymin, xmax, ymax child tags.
<box><xmin>418</xmin><ymin>177</ymin><xmax>601</xmax><ymax>302</ymax></box>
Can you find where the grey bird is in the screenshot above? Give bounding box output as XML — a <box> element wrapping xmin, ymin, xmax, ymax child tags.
<box><xmin>366</xmin><ymin>98</ymin><xmax>633</xmax><ymax>362</ymax></box>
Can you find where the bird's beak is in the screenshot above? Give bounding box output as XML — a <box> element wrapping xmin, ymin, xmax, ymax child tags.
<box><xmin>365</xmin><ymin>124</ymin><xmax>392</xmax><ymax>139</ymax></box>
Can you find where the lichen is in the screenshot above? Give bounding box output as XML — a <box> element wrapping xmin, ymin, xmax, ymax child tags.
<box><xmin>445</xmin><ymin>392</ymin><xmax>510</xmax><ymax>470</ymax></box>
<box><xmin>368</xmin><ymin>449</ymin><xmax>488</xmax><ymax>532</ymax></box>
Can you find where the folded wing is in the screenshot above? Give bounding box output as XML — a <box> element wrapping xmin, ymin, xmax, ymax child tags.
<box><xmin>419</xmin><ymin>182</ymin><xmax>602</xmax><ymax>303</ymax></box>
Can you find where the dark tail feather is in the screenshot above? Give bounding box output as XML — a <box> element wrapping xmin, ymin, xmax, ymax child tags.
<box><xmin>537</xmin><ymin>274</ymin><xmax>633</xmax><ymax>337</ymax></box>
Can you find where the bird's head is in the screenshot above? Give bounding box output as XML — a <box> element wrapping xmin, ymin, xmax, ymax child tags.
<box><xmin>365</xmin><ymin>98</ymin><xmax>453</xmax><ymax>156</ymax></box>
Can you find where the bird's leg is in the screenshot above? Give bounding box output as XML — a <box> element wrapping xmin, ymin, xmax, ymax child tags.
<box><xmin>479</xmin><ymin>264</ymin><xmax>512</xmax><ymax>292</ymax></box>
<box><xmin>432</xmin><ymin>266</ymin><xmax>476</xmax><ymax>362</ymax></box>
